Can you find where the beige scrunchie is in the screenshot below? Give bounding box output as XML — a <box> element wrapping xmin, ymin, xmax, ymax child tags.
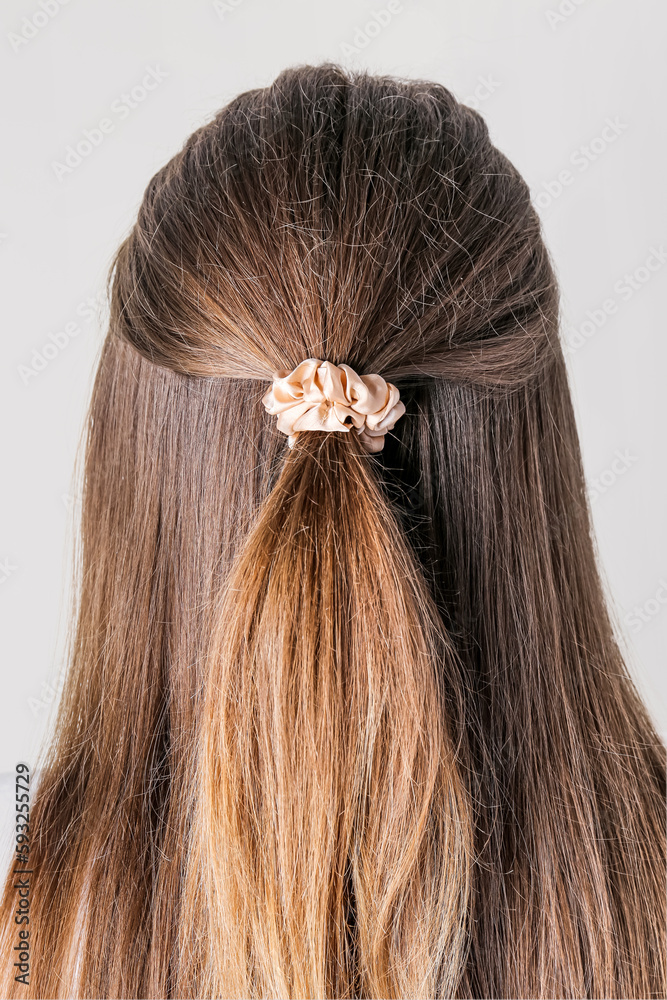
<box><xmin>262</xmin><ymin>359</ymin><xmax>406</xmax><ymax>454</ymax></box>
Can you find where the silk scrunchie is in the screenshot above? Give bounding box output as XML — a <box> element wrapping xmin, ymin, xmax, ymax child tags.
<box><xmin>262</xmin><ymin>359</ymin><xmax>406</xmax><ymax>454</ymax></box>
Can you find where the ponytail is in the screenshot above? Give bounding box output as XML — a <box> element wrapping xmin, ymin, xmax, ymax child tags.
<box><xmin>4</xmin><ymin>63</ymin><xmax>663</xmax><ymax>999</ymax></box>
<box><xmin>191</xmin><ymin>430</ymin><xmax>471</xmax><ymax>999</ymax></box>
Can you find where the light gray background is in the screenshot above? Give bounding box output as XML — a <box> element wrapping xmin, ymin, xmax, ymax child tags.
<box><xmin>0</xmin><ymin>0</ymin><xmax>665</xmax><ymax>800</ymax></box>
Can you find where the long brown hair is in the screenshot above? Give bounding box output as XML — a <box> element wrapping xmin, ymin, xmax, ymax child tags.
<box><xmin>1</xmin><ymin>63</ymin><xmax>664</xmax><ymax>999</ymax></box>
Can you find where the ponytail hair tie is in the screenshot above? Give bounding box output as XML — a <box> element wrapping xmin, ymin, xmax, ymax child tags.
<box><xmin>262</xmin><ymin>359</ymin><xmax>406</xmax><ymax>454</ymax></box>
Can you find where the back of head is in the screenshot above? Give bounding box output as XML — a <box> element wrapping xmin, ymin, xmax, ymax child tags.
<box><xmin>1</xmin><ymin>64</ymin><xmax>664</xmax><ymax>999</ymax></box>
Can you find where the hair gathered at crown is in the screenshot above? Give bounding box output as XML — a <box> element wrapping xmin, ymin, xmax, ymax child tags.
<box><xmin>0</xmin><ymin>62</ymin><xmax>663</xmax><ymax>1000</ymax></box>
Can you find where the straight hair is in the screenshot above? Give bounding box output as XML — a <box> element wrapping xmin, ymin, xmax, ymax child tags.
<box><xmin>1</xmin><ymin>63</ymin><xmax>665</xmax><ymax>999</ymax></box>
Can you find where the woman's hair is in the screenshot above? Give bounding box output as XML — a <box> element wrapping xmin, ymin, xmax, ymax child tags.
<box><xmin>1</xmin><ymin>63</ymin><xmax>665</xmax><ymax>999</ymax></box>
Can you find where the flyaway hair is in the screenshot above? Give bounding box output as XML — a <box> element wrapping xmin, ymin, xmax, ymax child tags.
<box><xmin>1</xmin><ymin>64</ymin><xmax>665</xmax><ymax>999</ymax></box>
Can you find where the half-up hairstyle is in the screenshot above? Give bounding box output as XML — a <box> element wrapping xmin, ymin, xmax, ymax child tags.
<box><xmin>1</xmin><ymin>63</ymin><xmax>664</xmax><ymax>999</ymax></box>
